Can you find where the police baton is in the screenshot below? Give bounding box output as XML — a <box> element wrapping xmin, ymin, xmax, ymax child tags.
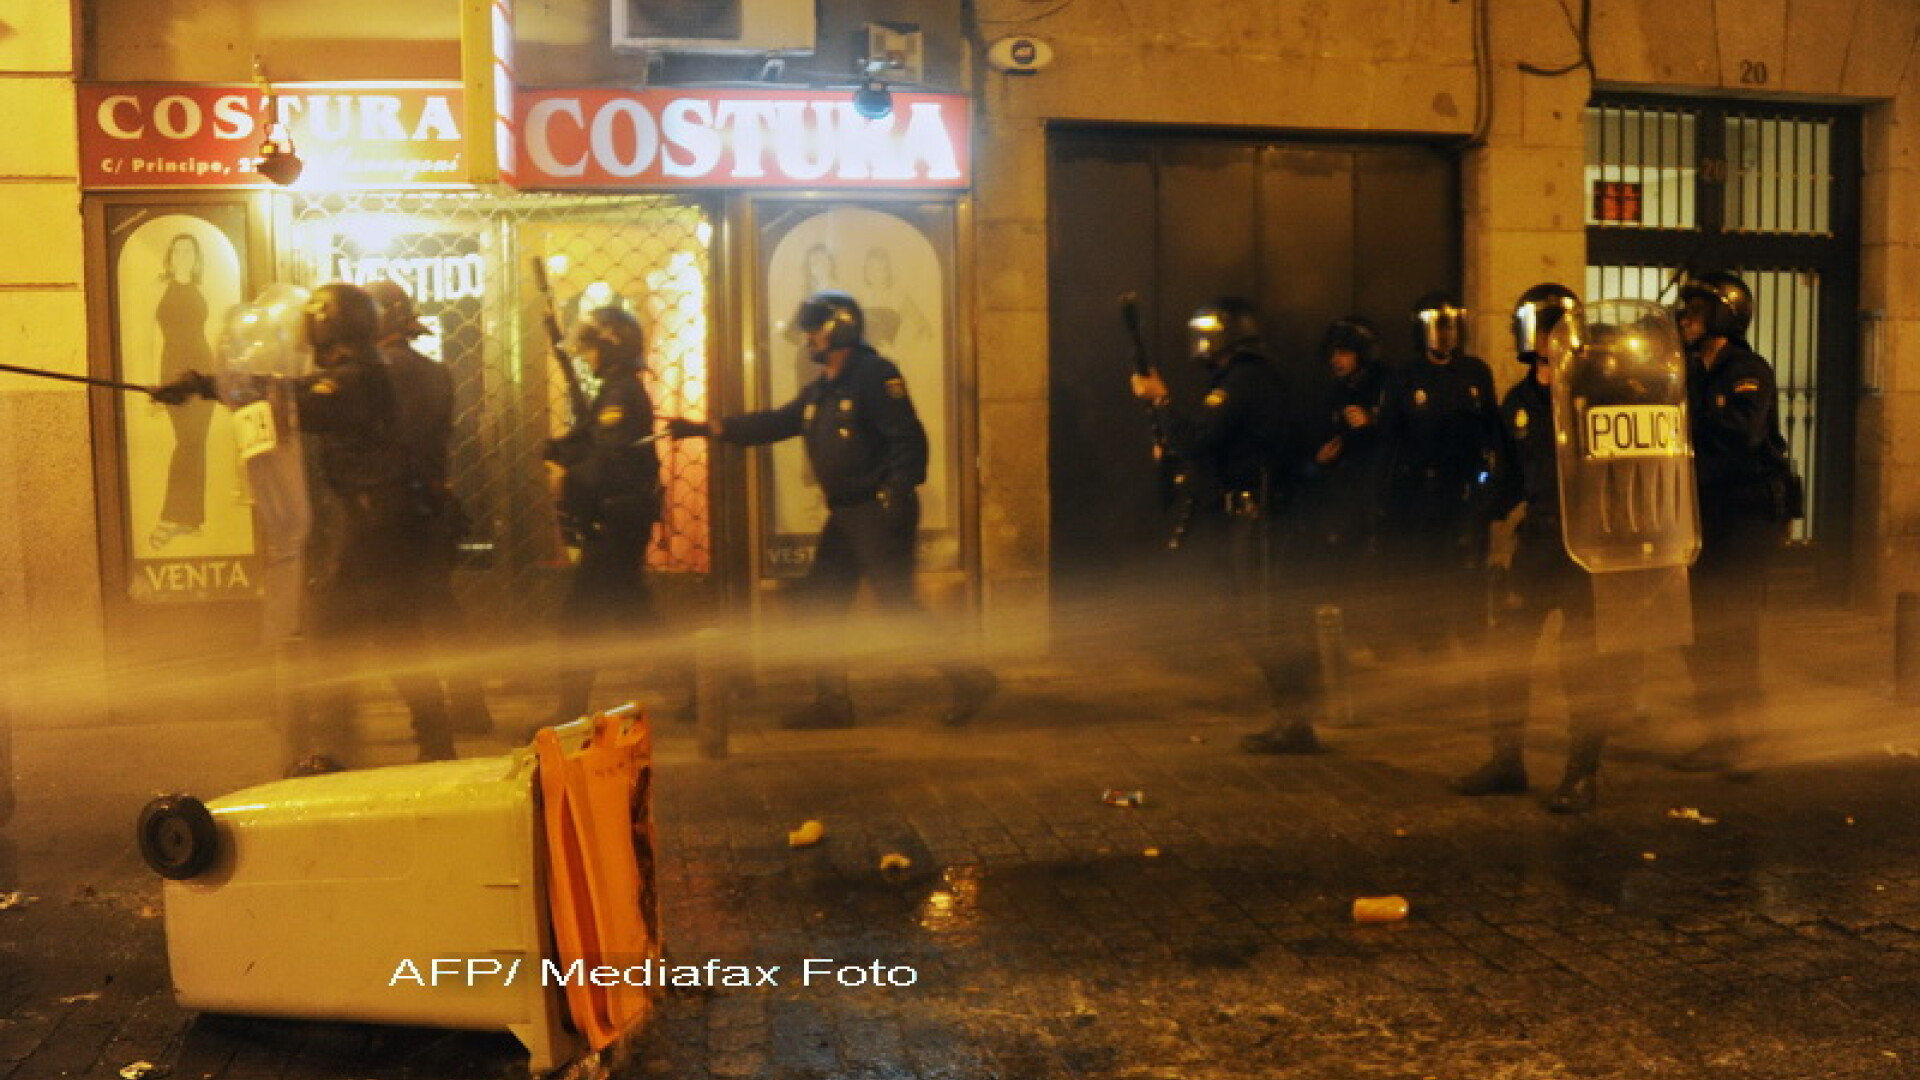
<box><xmin>0</xmin><ymin>361</ymin><xmax>158</xmax><ymax>396</ymax></box>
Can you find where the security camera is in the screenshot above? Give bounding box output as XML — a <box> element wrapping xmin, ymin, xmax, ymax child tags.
<box><xmin>986</xmin><ymin>36</ymin><xmax>1053</xmax><ymax>75</ymax></box>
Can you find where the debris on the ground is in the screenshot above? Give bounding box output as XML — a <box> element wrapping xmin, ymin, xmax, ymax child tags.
<box><xmin>118</xmin><ymin>1061</ymin><xmax>163</xmax><ymax>1080</ymax></box>
<box><xmin>1143</xmin><ymin>847</ymin><xmax>1161</xmax><ymax>857</ymax></box>
<box><xmin>1351</xmin><ymin>895</ymin><xmax>1410</xmax><ymax>924</ymax></box>
<box><xmin>1392</xmin><ymin>827</ymin><xmax>1410</xmax><ymax>838</ymax></box>
<box><xmin>1187</xmin><ymin>735</ymin><xmax>1205</xmax><ymax>744</ymax></box>
<box><xmin>1846</xmin><ymin>815</ymin><xmax>1858</xmax><ymax>825</ymax></box>
<box><xmin>1666</xmin><ymin>807</ymin><xmax>1718</xmax><ymax>825</ymax></box>
<box><xmin>787</xmin><ymin>819</ymin><xmax>825</xmax><ymax>848</ymax></box>
<box><xmin>59</xmin><ymin>992</ymin><xmax>101</xmax><ymax>1005</ymax></box>
<box><xmin>1101</xmin><ymin>789</ymin><xmax>1145</xmax><ymax>808</ymax></box>
<box><xmin>878</xmin><ymin>853</ymin><xmax>912</xmax><ymax>873</ymax></box>
<box><xmin>1641</xmin><ymin>852</ymin><xmax>1659</xmax><ymax>861</ymax></box>
<box><xmin>0</xmin><ymin>891</ymin><xmax>30</xmax><ymax>911</ymax></box>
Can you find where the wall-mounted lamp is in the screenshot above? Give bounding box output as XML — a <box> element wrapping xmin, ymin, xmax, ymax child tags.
<box><xmin>851</xmin><ymin>58</ymin><xmax>894</xmax><ymax>120</ymax></box>
<box><xmin>252</xmin><ymin>56</ymin><xmax>304</xmax><ymax>186</ymax></box>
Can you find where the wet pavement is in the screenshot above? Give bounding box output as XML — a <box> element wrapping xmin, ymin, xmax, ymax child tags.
<box><xmin>4</xmin><ymin>604</ymin><xmax>1920</xmax><ymax>1079</ymax></box>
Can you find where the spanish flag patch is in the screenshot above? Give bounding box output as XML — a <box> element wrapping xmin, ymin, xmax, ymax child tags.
<box><xmin>598</xmin><ymin>405</ymin><xmax>625</xmax><ymax>426</ymax></box>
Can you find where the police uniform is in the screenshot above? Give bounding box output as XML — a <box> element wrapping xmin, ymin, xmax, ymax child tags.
<box><xmin>382</xmin><ymin>338</ymin><xmax>491</xmax><ymax>732</ymax></box>
<box><xmin>1378</xmin><ymin>351</ymin><xmax>1503</xmax><ymax>647</ymax></box>
<box><xmin>1161</xmin><ymin>345</ymin><xmax>1321</xmax><ymax>734</ymax></box>
<box><xmin>1304</xmin><ymin>358</ymin><xmax>1388</xmax><ymax>553</ymax></box>
<box><xmin>1686</xmin><ymin>337</ymin><xmax>1794</xmax><ymax>742</ymax></box>
<box><xmin>549</xmin><ymin>363</ymin><xmax>663</xmax><ymax>720</ymax></box>
<box><xmin>721</xmin><ymin>343</ymin><xmax>927</xmax><ymax>612</ymax></box>
<box><xmin>295</xmin><ymin>344</ymin><xmax>456</xmax><ymax>763</ymax></box>
<box><xmin>1474</xmin><ymin>372</ymin><xmax>1634</xmax><ymax>802</ymax></box>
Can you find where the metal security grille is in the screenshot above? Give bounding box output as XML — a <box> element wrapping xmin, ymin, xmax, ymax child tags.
<box><xmin>1585</xmin><ymin>104</ymin><xmax>1697</xmax><ymax>229</ymax></box>
<box><xmin>1585</xmin><ymin>95</ymin><xmax>1861</xmax><ymax>569</ymax></box>
<box><xmin>272</xmin><ymin>191</ymin><xmax>715</xmax><ymax>628</ymax></box>
<box><xmin>1725</xmin><ymin>115</ymin><xmax>1833</xmax><ymax>236</ymax></box>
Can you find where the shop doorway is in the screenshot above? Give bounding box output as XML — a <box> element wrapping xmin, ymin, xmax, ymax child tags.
<box><xmin>1045</xmin><ymin>130</ymin><xmax>1459</xmax><ymax>587</ymax></box>
<box><xmin>1583</xmin><ymin>93</ymin><xmax>1862</xmax><ymax>597</ymax></box>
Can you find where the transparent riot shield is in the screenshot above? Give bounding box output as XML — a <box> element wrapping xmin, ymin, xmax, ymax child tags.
<box><xmin>1549</xmin><ymin>298</ymin><xmax>1699</xmax><ymax>651</ymax></box>
<box><xmin>217</xmin><ymin>284</ymin><xmax>313</xmax><ymax>646</ymax></box>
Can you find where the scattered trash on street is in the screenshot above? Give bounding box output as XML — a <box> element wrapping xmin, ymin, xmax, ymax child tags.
<box><xmin>787</xmin><ymin>819</ymin><xmax>825</xmax><ymax>848</ymax></box>
<box><xmin>0</xmin><ymin>891</ymin><xmax>28</xmax><ymax>911</ymax></box>
<box><xmin>118</xmin><ymin>1061</ymin><xmax>163</xmax><ymax>1080</ymax></box>
<box><xmin>1142</xmin><ymin>847</ymin><xmax>1161</xmax><ymax>857</ymax></box>
<box><xmin>1666</xmin><ymin>807</ymin><xmax>1718</xmax><ymax>825</ymax></box>
<box><xmin>1351</xmin><ymin>895</ymin><xmax>1409</xmax><ymax>924</ymax></box>
<box><xmin>1101</xmin><ymin>789</ymin><xmax>1145</xmax><ymax>808</ymax></box>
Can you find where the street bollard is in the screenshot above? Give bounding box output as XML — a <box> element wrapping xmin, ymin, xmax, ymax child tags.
<box><xmin>693</xmin><ymin>627</ymin><xmax>729</xmax><ymax>759</ymax></box>
<box><xmin>1315</xmin><ymin>604</ymin><xmax>1354</xmax><ymax>727</ymax></box>
<box><xmin>1898</xmin><ymin>592</ymin><xmax>1920</xmax><ymax>705</ymax></box>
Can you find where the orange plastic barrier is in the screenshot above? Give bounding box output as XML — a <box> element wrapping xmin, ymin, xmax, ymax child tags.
<box><xmin>534</xmin><ymin>704</ymin><xmax>660</xmax><ymax>1050</ymax></box>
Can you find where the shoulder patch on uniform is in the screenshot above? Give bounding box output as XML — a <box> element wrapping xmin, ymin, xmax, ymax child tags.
<box><xmin>598</xmin><ymin>405</ymin><xmax>625</xmax><ymax>426</ymax></box>
<box><xmin>885</xmin><ymin>377</ymin><xmax>908</xmax><ymax>400</ymax></box>
<box><xmin>1413</xmin><ymin>388</ymin><xmax>1428</xmax><ymax>407</ymax></box>
<box><xmin>1470</xmin><ymin>385</ymin><xmax>1481</xmax><ymax>400</ymax></box>
<box><xmin>1204</xmin><ymin>388</ymin><xmax>1228</xmax><ymax>408</ymax></box>
<box><xmin>311</xmin><ymin>378</ymin><xmax>336</xmax><ymax>396</ymax></box>
<box><xmin>1732</xmin><ymin>378</ymin><xmax>1762</xmax><ymax>393</ymax></box>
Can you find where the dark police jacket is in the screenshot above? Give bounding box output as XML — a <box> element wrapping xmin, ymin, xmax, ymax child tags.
<box><xmin>1491</xmin><ymin>371</ymin><xmax>1558</xmax><ymax>534</ymax></box>
<box><xmin>295</xmin><ymin>345</ymin><xmax>407</xmax><ymax>504</ymax></box>
<box><xmin>1164</xmin><ymin>347</ymin><xmax>1297</xmax><ymax>508</ymax></box>
<box><xmin>720</xmin><ymin>345</ymin><xmax>928</xmax><ymax>507</ymax></box>
<box><xmin>1379</xmin><ymin>351</ymin><xmax>1503</xmax><ymax>521</ymax></box>
<box><xmin>549</xmin><ymin>364</ymin><xmax>662</xmax><ymax>531</ymax></box>
<box><xmin>1688</xmin><ymin>338</ymin><xmax>1797</xmax><ymax>522</ymax></box>
<box><xmin>381</xmin><ymin>341</ymin><xmax>454</xmax><ymax>492</ymax></box>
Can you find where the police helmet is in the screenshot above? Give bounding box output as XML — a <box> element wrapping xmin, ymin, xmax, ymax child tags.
<box><xmin>1413</xmin><ymin>291</ymin><xmax>1468</xmax><ymax>357</ymax></box>
<box><xmin>1321</xmin><ymin>315</ymin><xmax>1380</xmax><ymax>366</ymax></box>
<box><xmin>794</xmin><ymin>290</ymin><xmax>865</xmax><ymax>354</ymax></box>
<box><xmin>569</xmin><ymin>306</ymin><xmax>646</xmax><ymax>372</ymax></box>
<box><xmin>1188</xmin><ymin>298</ymin><xmax>1262</xmax><ymax>362</ymax></box>
<box><xmin>1677</xmin><ymin>271</ymin><xmax>1753</xmax><ymax>339</ymax></box>
<box><xmin>365</xmin><ymin>280</ymin><xmax>428</xmax><ymax>342</ymax></box>
<box><xmin>1511</xmin><ymin>283</ymin><xmax>1582</xmax><ymax>363</ymax></box>
<box><xmin>304</xmin><ymin>282</ymin><xmax>379</xmax><ymax>359</ymax></box>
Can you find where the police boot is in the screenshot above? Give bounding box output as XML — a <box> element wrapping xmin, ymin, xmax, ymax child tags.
<box><xmin>1240</xmin><ymin>720</ymin><xmax>1324</xmax><ymax>755</ymax></box>
<box><xmin>939</xmin><ymin>665</ymin><xmax>998</xmax><ymax>727</ymax></box>
<box><xmin>782</xmin><ymin>674</ymin><xmax>855</xmax><ymax>730</ymax></box>
<box><xmin>1548</xmin><ymin>731</ymin><xmax>1606</xmax><ymax>814</ymax></box>
<box><xmin>1453</xmin><ymin>729</ymin><xmax>1528</xmax><ymax>795</ymax></box>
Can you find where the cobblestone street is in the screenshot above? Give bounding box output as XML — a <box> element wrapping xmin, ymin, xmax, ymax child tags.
<box><xmin>4</xmin><ymin>607</ymin><xmax>1920</xmax><ymax>1079</ymax></box>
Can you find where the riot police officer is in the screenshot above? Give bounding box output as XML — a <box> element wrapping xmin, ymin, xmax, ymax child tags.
<box><xmin>1456</xmin><ymin>284</ymin><xmax>1638</xmax><ymax>813</ymax></box>
<box><xmin>156</xmin><ymin>282</ymin><xmax>458</xmax><ymax>772</ymax></box>
<box><xmin>1131</xmin><ymin>298</ymin><xmax>1323</xmax><ymax>755</ymax></box>
<box><xmin>668</xmin><ymin>291</ymin><xmax>996</xmax><ymax>729</ymax></box>
<box><xmin>1675</xmin><ymin>271</ymin><xmax>1798</xmax><ymax>776</ymax></box>
<box><xmin>367</xmin><ymin>280</ymin><xmax>493</xmax><ymax>735</ymax></box>
<box><xmin>1378</xmin><ymin>292</ymin><xmax>1504</xmax><ymax>659</ymax></box>
<box><xmin>546</xmin><ymin>306</ymin><xmax>665</xmax><ymax>725</ymax></box>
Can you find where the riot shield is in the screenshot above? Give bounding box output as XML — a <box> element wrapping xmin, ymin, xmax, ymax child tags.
<box><xmin>217</xmin><ymin>284</ymin><xmax>313</xmax><ymax>646</ymax></box>
<box><xmin>1549</xmin><ymin>298</ymin><xmax>1699</xmax><ymax>651</ymax></box>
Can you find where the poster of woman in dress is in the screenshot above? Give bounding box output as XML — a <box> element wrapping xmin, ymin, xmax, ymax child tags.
<box><xmin>110</xmin><ymin>206</ymin><xmax>255</xmax><ymax>601</ymax></box>
<box><xmin>761</xmin><ymin>205</ymin><xmax>956</xmax><ymax>575</ymax></box>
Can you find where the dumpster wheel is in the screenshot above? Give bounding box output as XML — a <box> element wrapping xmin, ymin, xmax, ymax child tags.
<box><xmin>138</xmin><ymin>795</ymin><xmax>219</xmax><ymax>880</ymax></box>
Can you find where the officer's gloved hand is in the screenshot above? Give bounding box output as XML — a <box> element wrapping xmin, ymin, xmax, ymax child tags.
<box><xmin>149</xmin><ymin>371</ymin><xmax>217</xmax><ymax>406</ymax></box>
<box><xmin>665</xmin><ymin>417</ymin><xmax>711</xmax><ymax>439</ymax></box>
<box><xmin>876</xmin><ymin>486</ymin><xmax>918</xmax><ymax>534</ymax></box>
